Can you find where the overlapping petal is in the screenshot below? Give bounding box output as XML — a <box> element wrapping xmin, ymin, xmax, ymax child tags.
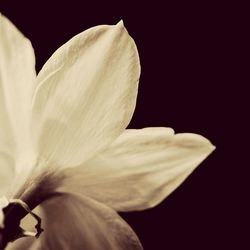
<box><xmin>31</xmin><ymin>21</ymin><xmax>140</xmax><ymax>168</ymax></box>
<box><xmin>57</xmin><ymin>128</ymin><xmax>215</xmax><ymax>211</ymax></box>
<box><xmin>0</xmin><ymin>14</ymin><xmax>36</xmax><ymax>196</ymax></box>
<box><xmin>7</xmin><ymin>193</ymin><xmax>143</xmax><ymax>250</ymax></box>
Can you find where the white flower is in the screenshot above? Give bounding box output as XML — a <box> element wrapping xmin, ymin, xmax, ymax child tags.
<box><xmin>0</xmin><ymin>14</ymin><xmax>215</xmax><ymax>249</ymax></box>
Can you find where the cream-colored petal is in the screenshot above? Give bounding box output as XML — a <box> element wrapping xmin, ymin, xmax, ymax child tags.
<box><xmin>31</xmin><ymin>21</ymin><xmax>140</xmax><ymax>168</ymax></box>
<box><xmin>0</xmin><ymin>196</ymin><xmax>9</xmax><ymax>228</ymax></box>
<box><xmin>8</xmin><ymin>193</ymin><xmax>143</xmax><ymax>250</ymax></box>
<box><xmin>0</xmin><ymin>15</ymin><xmax>36</xmax><ymax>196</ymax></box>
<box><xmin>58</xmin><ymin>128</ymin><xmax>215</xmax><ymax>211</ymax></box>
<box><xmin>0</xmin><ymin>152</ymin><xmax>14</xmax><ymax>196</ymax></box>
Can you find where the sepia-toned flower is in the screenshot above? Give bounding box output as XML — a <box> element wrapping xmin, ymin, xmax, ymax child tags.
<box><xmin>0</xmin><ymin>14</ymin><xmax>215</xmax><ymax>249</ymax></box>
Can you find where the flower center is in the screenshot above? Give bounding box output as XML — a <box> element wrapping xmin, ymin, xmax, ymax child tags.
<box><xmin>0</xmin><ymin>199</ymin><xmax>43</xmax><ymax>249</ymax></box>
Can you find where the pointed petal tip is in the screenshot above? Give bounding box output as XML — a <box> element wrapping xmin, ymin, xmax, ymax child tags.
<box><xmin>210</xmin><ymin>143</ymin><xmax>216</xmax><ymax>153</ymax></box>
<box><xmin>200</xmin><ymin>138</ymin><xmax>216</xmax><ymax>155</ymax></box>
<box><xmin>116</xmin><ymin>19</ymin><xmax>124</xmax><ymax>28</ymax></box>
<box><xmin>199</xmin><ymin>135</ymin><xmax>216</xmax><ymax>152</ymax></box>
<box><xmin>176</xmin><ymin>133</ymin><xmax>216</xmax><ymax>152</ymax></box>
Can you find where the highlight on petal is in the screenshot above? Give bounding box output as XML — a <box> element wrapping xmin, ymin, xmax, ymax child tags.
<box><xmin>0</xmin><ymin>14</ymin><xmax>36</xmax><ymax>197</ymax></box>
<box><xmin>58</xmin><ymin>128</ymin><xmax>215</xmax><ymax>211</ymax></box>
<box><xmin>31</xmin><ymin>21</ymin><xmax>140</xmax><ymax>168</ymax></box>
<box><xmin>7</xmin><ymin>193</ymin><xmax>143</xmax><ymax>250</ymax></box>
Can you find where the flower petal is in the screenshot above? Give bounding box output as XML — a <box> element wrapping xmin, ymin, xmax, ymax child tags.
<box><xmin>0</xmin><ymin>196</ymin><xmax>9</xmax><ymax>228</ymax></box>
<box><xmin>6</xmin><ymin>238</ymin><xmax>38</xmax><ymax>250</ymax></box>
<box><xmin>31</xmin><ymin>21</ymin><xmax>140</xmax><ymax>168</ymax></box>
<box><xmin>8</xmin><ymin>193</ymin><xmax>143</xmax><ymax>250</ymax></box>
<box><xmin>0</xmin><ymin>15</ymin><xmax>36</xmax><ymax>196</ymax></box>
<box><xmin>6</xmin><ymin>212</ymin><xmax>40</xmax><ymax>250</ymax></box>
<box><xmin>0</xmin><ymin>152</ymin><xmax>14</xmax><ymax>196</ymax></box>
<box><xmin>57</xmin><ymin>128</ymin><xmax>215</xmax><ymax>211</ymax></box>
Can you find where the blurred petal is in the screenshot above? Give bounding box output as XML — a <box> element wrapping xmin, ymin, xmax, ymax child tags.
<box><xmin>6</xmin><ymin>237</ymin><xmax>39</xmax><ymax>250</ymax></box>
<box><xmin>58</xmin><ymin>128</ymin><xmax>215</xmax><ymax>211</ymax></box>
<box><xmin>6</xmin><ymin>212</ymin><xmax>41</xmax><ymax>250</ymax></box>
<box><xmin>31</xmin><ymin>21</ymin><xmax>140</xmax><ymax>168</ymax></box>
<box><xmin>0</xmin><ymin>14</ymin><xmax>36</xmax><ymax>196</ymax></box>
<box><xmin>9</xmin><ymin>193</ymin><xmax>143</xmax><ymax>250</ymax></box>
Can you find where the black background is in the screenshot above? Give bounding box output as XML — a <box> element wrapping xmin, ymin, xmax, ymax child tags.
<box><xmin>0</xmin><ymin>1</ymin><xmax>245</xmax><ymax>249</ymax></box>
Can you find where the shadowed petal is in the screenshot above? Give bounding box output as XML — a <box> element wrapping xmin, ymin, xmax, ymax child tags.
<box><xmin>58</xmin><ymin>128</ymin><xmax>215</xmax><ymax>211</ymax></box>
<box><xmin>6</xmin><ymin>237</ymin><xmax>39</xmax><ymax>250</ymax></box>
<box><xmin>6</xmin><ymin>210</ymin><xmax>42</xmax><ymax>250</ymax></box>
<box><xmin>31</xmin><ymin>21</ymin><xmax>140</xmax><ymax>168</ymax></box>
<box><xmin>7</xmin><ymin>193</ymin><xmax>143</xmax><ymax>250</ymax></box>
<box><xmin>0</xmin><ymin>14</ymin><xmax>36</xmax><ymax>197</ymax></box>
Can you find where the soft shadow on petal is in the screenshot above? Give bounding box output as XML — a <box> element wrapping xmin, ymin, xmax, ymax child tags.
<box><xmin>8</xmin><ymin>193</ymin><xmax>143</xmax><ymax>250</ymax></box>
<box><xmin>31</xmin><ymin>21</ymin><xmax>140</xmax><ymax>168</ymax></box>
<box><xmin>58</xmin><ymin>128</ymin><xmax>215</xmax><ymax>211</ymax></box>
<box><xmin>0</xmin><ymin>14</ymin><xmax>36</xmax><ymax>197</ymax></box>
